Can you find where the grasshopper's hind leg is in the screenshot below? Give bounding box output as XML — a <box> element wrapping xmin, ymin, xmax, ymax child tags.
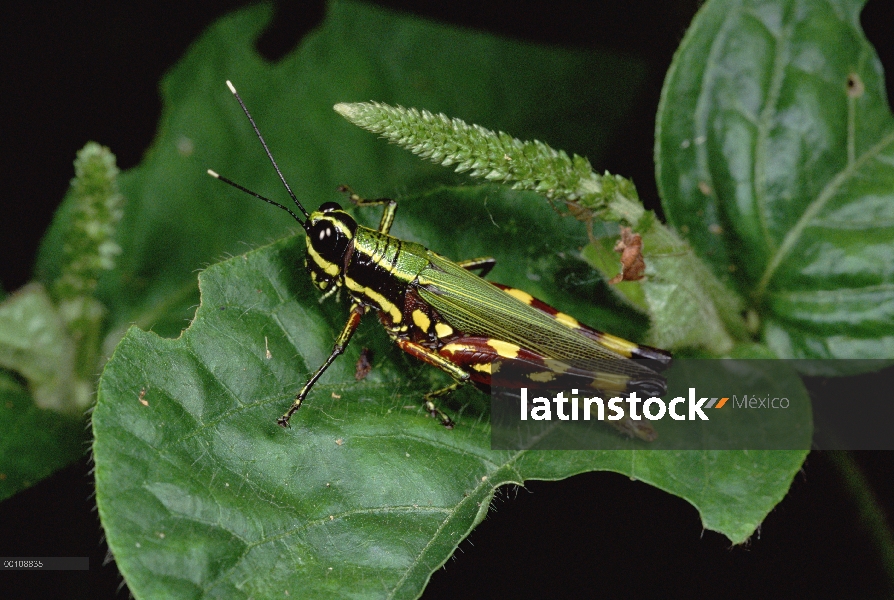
<box><xmin>422</xmin><ymin>382</ymin><xmax>464</xmax><ymax>429</ymax></box>
<box><xmin>456</xmin><ymin>257</ymin><xmax>496</xmax><ymax>278</ymax></box>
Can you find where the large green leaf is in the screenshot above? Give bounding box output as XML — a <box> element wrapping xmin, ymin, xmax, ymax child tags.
<box><xmin>37</xmin><ymin>0</ymin><xmax>647</xmax><ymax>342</ymax></box>
<box><xmin>18</xmin><ymin>0</ymin><xmax>648</xmax><ymax>499</ymax></box>
<box><xmin>655</xmin><ymin>0</ymin><xmax>894</xmax><ymax>363</ymax></box>
<box><xmin>94</xmin><ymin>188</ymin><xmax>808</xmax><ymax>596</ymax></box>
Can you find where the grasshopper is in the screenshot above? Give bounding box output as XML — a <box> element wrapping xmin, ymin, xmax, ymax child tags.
<box><xmin>209</xmin><ymin>82</ymin><xmax>671</xmax><ymax>439</ymax></box>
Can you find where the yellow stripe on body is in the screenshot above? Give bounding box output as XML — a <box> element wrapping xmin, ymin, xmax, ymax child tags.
<box><xmin>305</xmin><ymin>241</ymin><xmax>340</xmax><ymax>277</ymax></box>
<box><xmin>503</xmin><ymin>285</ymin><xmax>580</xmax><ymax>331</ymax></box>
<box><xmin>440</xmin><ymin>342</ymin><xmax>477</xmax><ymax>355</ymax></box>
<box><xmin>344</xmin><ymin>276</ymin><xmax>402</xmax><ymax>323</ymax></box>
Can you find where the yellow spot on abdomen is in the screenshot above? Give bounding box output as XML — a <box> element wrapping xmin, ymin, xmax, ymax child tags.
<box><xmin>412</xmin><ymin>310</ymin><xmax>431</xmax><ymax>332</ymax></box>
<box><xmin>434</xmin><ymin>322</ymin><xmax>453</xmax><ymax>338</ymax></box>
<box><xmin>528</xmin><ymin>371</ymin><xmax>556</xmax><ymax>382</ymax></box>
<box><xmin>554</xmin><ymin>312</ymin><xmax>580</xmax><ymax>329</ymax></box>
<box><xmin>598</xmin><ymin>333</ymin><xmax>637</xmax><ymax>358</ymax></box>
<box><xmin>471</xmin><ymin>363</ymin><xmax>492</xmax><ymax>374</ymax></box>
<box><xmin>589</xmin><ymin>373</ymin><xmax>629</xmax><ymax>392</ymax></box>
<box><xmin>543</xmin><ymin>359</ymin><xmax>570</xmax><ymax>374</ymax></box>
<box><xmin>504</xmin><ymin>288</ymin><xmax>534</xmax><ymax>304</ymax></box>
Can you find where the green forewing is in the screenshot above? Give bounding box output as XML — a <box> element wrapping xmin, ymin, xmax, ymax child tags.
<box><xmin>417</xmin><ymin>252</ymin><xmax>657</xmax><ymax>378</ymax></box>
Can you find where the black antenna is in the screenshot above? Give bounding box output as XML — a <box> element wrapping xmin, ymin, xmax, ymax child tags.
<box><xmin>207</xmin><ymin>169</ymin><xmax>305</xmax><ymax>224</ymax></box>
<box><xmin>209</xmin><ymin>80</ymin><xmax>310</xmax><ymax>222</ymax></box>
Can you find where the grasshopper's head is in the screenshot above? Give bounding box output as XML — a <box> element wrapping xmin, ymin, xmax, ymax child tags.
<box><xmin>303</xmin><ymin>201</ymin><xmax>358</xmax><ymax>292</ymax></box>
<box><xmin>208</xmin><ymin>83</ymin><xmax>362</xmax><ymax>294</ymax></box>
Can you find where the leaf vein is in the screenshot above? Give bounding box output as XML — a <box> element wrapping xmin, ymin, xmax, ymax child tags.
<box><xmin>756</xmin><ymin>128</ymin><xmax>894</xmax><ymax>297</ymax></box>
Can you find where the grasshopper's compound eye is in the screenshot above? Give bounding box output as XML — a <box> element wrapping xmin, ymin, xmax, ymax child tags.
<box><xmin>319</xmin><ymin>202</ymin><xmax>342</xmax><ymax>212</ymax></box>
<box><xmin>310</xmin><ymin>220</ymin><xmax>336</xmax><ymax>243</ymax></box>
<box><xmin>305</xmin><ymin>218</ymin><xmax>348</xmax><ymax>292</ymax></box>
<box><xmin>306</xmin><ymin>212</ymin><xmax>356</xmax><ymax>274</ymax></box>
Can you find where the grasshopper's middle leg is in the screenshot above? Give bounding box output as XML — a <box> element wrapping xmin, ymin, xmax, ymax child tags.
<box><xmin>394</xmin><ymin>338</ymin><xmax>473</xmax><ymax>429</ymax></box>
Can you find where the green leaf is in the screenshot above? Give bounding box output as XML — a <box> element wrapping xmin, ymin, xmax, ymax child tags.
<box><xmin>94</xmin><ymin>192</ymin><xmax>808</xmax><ymax>596</ymax></box>
<box><xmin>655</xmin><ymin>0</ymin><xmax>894</xmax><ymax>364</ymax></box>
<box><xmin>37</xmin><ymin>0</ymin><xmax>648</xmax><ymax>343</ymax></box>
<box><xmin>25</xmin><ymin>0</ymin><xmax>648</xmax><ymax>496</ymax></box>
<box><xmin>0</xmin><ymin>371</ymin><xmax>84</xmax><ymax>501</ymax></box>
<box><xmin>579</xmin><ymin>217</ymin><xmax>748</xmax><ymax>354</ymax></box>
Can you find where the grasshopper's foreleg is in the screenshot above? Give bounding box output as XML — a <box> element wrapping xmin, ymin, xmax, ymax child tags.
<box><xmin>337</xmin><ymin>185</ymin><xmax>398</xmax><ymax>234</ymax></box>
<box><xmin>278</xmin><ymin>302</ymin><xmax>367</xmax><ymax>428</ymax></box>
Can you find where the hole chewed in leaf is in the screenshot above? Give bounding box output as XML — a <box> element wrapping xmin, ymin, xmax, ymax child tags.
<box><xmin>847</xmin><ymin>72</ymin><xmax>865</xmax><ymax>98</ymax></box>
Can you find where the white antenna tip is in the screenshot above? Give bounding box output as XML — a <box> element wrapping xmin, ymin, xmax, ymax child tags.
<box><xmin>207</xmin><ymin>169</ymin><xmax>219</xmax><ymax>178</ymax></box>
<box><xmin>226</xmin><ymin>80</ymin><xmax>236</xmax><ymax>94</ymax></box>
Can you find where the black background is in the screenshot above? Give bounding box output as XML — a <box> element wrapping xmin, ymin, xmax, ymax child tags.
<box><xmin>1</xmin><ymin>1</ymin><xmax>893</xmax><ymax>597</ymax></box>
